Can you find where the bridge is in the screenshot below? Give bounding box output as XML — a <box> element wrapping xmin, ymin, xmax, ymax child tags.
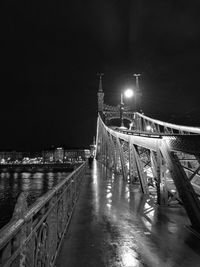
<box><xmin>1</xmin><ymin>76</ymin><xmax>200</xmax><ymax>266</ymax></box>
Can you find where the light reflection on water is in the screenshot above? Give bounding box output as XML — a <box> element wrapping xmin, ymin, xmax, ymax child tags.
<box><xmin>0</xmin><ymin>170</ymin><xmax>70</xmax><ymax>229</ymax></box>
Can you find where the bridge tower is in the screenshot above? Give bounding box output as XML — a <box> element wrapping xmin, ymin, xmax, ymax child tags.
<box><xmin>133</xmin><ymin>73</ymin><xmax>142</xmax><ymax>112</ymax></box>
<box><xmin>97</xmin><ymin>74</ymin><xmax>135</xmax><ymax>126</ymax></box>
<box><xmin>97</xmin><ymin>73</ymin><xmax>104</xmax><ymax>115</ymax></box>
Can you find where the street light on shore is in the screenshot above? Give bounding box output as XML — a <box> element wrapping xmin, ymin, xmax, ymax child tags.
<box><xmin>120</xmin><ymin>88</ymin><xmax>134</xmax><ymax>128</ymax></box>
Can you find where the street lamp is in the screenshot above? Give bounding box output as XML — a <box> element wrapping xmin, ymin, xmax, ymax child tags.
<box><xmin>146</xmin><ymin>125</ymin><xmax>153</xmax><ymax>132</ymax></box>
<box><xmin>146</xmin><ymin>125</ymin><xmax>152</xmax><ymax>131</ymax></box>
<box><xmin>124</xmin><ymin>88</ymin><xmax>134</xmax><ymax>98</ymax></box>
<box><xmin>120</xmin><ymin>89</ymin><xmax>134</xmax><ymax>128</ymax></box>
<box><xmin>133</xmin><ymin>73</ymin><xmax>141</xmax><ymax>111</ymax></box>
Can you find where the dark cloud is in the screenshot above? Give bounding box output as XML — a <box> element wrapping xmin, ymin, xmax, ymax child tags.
<box><xmin>0</xmin><ymin>0</ymin><xmax>200</xmax><ymax>150</ymax></box>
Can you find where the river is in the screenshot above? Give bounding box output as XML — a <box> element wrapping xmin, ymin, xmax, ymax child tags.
<box><xmin>0</xmin><ymin>170</ymin><xmax>71</xmax><ymax>229</ymax></box>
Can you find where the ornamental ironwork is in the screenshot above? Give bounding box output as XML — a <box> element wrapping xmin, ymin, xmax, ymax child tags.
<box><xmin>0</xmin><ymin>162</ymin><xmax>87</xmax><ymax>267</ymax></box>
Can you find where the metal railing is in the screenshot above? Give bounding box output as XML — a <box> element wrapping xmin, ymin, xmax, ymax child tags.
<box><xmin>0</xmin><ymin>162</ymin><xmax>87</xmax><ymax>267</ymax></box>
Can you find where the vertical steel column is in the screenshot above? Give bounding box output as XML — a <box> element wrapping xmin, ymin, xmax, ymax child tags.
<box><xmin>132</xmin><ymin>145</ymin><xmax>149</xmax><ymax>194</ymax></box>
<box><xmin>105</xmin><ymin>138</ymin><xmax>108</xmax><ymax>167</ymax></box>
<box><xmin>129</xmin><ymin>139</ymin><xmax>137</xmax><ymax>183</ymax></box>
<box><xmin>95</xmin><ymin>116</ymin><xmax>100</xmax><ymax>160</ymax></box>
<box><xmin>105</xmin><ymin>132</ymin><xmax>113</xmax><ymax>169</ymax></box>
<box><xmin>99</xmin><ymin>120</ymin><xmax>104</xmax><ymax>163</ymax></box>
<box><xmin>103</xmin><ymin>128</ymin><xmax>107</xmax><ymax>166</ymax></box>
<box><xmin>156</xmin><ymin>149</ymin><xmax>168</xmax><ymax>205</ymax></box>
<box><xmin>108</xmin><ymin>133</ymin><xmax>117</xmax><ymax>172</ymax></box>
<box><xmin>100</xmin><ymin>127</ymin><xmax>105</xmax><ymax>164</ymax></box>
<box><xmin>150</xmin><ymin>151</ymin><xmax>157</xmax><ymax>178</ymax></box>
<box><xmin>138</xmin><ymin>116</ymin><xmax>142</xmax><ymax>131</ymax></box>
<box><xmin>115</xmin><ymin>137</ymin><xmax>122</xmax><ymax>173</ymax></box>
<box><xmin>150</xmin><ymin>150</ymin><xmax>158</xmax><ymax>184</ymax></box>
<box><xmin>102</xmin><ymin>127</ymin><xmax>107</xmax><ymax>166</ymax></box>
<box><xmin>156</xmin><ymin>123</ymin><xmax>160</xmax><ymax>133</ymax></box>
<box><xmin>150</xmin><ymin>150</ymin><xmax>164</xmax><ymax>204</ymax></box>
<box><xmin>116</xmin><ymin>136</ymin><xmax>128</xmax><ymax>180</ymax></box>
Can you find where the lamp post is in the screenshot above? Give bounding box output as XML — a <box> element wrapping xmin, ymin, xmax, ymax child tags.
<box><xmin>120</xmin><ymin>89</ymin><xmax>134</xmax><ymax>128</ymax></box>
<box><xmin>120</xmin><ymin>93</ymin><xmax>125</xmax><ymax>128</ymax></box>
<box><xmin>133</xmin><ymin>73</ymin><xmax>141</xmax><ymax>111</ymax></box>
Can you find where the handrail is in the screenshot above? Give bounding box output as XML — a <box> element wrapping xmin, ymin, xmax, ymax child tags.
<box><xmin>135</xmin><ymin>112</ymin><xmax>200</xmax><ymax>134</ymax></box>
<box><xmin>0</xmin><ymin>161</ymin><xmax>87</xmax><ymax>267</ymax></box>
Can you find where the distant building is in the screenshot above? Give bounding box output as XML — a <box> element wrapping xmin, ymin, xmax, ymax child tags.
<box><xmin>84</xmin><ymin>149</ymin><xmax>90</xmax><ymax>158</ymax></box>
<box><xmin>54</xmin><ymin>147</ymin><xmax>64</xmax><ymax>163</ymax></box>
<box><xmin>0</xmin><ymin>151</ymin><xmax>23</xmax><ymax>163</ymax></box>
<box><xmin>42</xmin><ymin>148</ymin><xmax>89</xmax><ymax>163</ymax></box>
<box><xmin>64</xmin><ymin>149</ymin><xmax>90</xmax><ymax>162</ymax></box>
<box><xmin>0</xmin><ymin>147</ymin><xmax>90</xmax><ymax>165</ymax></box>
<box><xmin>42</xmin><ymin>150</ymin><xmax>54</xmax><ymax>163</ymax></box>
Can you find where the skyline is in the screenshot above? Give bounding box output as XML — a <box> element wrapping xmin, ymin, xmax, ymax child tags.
<box><xmin>1</xmin><ymin>1</ymin><xmax>200</xmax><ymax>151</ymax></box>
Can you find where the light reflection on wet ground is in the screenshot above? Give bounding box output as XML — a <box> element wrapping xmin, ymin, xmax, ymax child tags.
<box><xmin>57</xmin><ymin>161</ymin><xmax>200</xmax><ymax>267</ymax></box>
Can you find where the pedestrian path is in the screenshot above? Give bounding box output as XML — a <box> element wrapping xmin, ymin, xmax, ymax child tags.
<box><xmin>56</xmin><ymin>161</ymin><xmax>200</xmax><ymax>267</ymax></box>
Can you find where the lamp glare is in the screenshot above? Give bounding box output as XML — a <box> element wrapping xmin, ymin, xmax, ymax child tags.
<box><xmin>146</xmin><ymin>125</ymin><xmax>151</xmax><ymax>131</ymax></box>
<box><xmin>124</xmin><ymin>89</ymin><xmax>134</xmax><ymax>98</ymax></box>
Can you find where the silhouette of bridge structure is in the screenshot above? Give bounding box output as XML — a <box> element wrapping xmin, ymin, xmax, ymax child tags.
<box><xmin>1</xmin><ymin>76</ymin><xmax>200</xmax><ymax>266</ymax></box>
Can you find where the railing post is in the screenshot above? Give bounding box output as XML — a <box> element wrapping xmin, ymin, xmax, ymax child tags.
<box><xmin>12</xmin><ymin>192</ymin><xmax>28</xmax><ymax>267</ymax></box>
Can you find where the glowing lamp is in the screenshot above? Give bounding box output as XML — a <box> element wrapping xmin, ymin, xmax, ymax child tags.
<box><xmin>124</xmin><ymin>88</ymin><xmax>134</xmax><ymax>98</ymax></box>
<box><xmin>146</xmin><ymin>125</ymin><xmax>152</xmax><ymax>131</ymax></box>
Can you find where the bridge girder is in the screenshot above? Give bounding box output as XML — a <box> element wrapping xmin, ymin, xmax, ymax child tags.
<box><xmin>96</xmin><ymin>114</ymin><xmax>200</xmax><ymax>232</ymax></box>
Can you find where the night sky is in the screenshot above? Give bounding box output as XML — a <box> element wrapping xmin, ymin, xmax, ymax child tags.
<box><xmin>1</xmin><ymin>0</ymin><xmax>200</xmax><ymax>151</ymax></box>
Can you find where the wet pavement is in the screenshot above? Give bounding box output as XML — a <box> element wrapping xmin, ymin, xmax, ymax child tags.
<box><xmin>56</xmin><ymin>161</ymin><xmax>200</xmax><ymax>267</ymax></box>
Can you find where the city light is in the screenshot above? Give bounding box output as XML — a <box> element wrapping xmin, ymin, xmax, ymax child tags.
<box><xmin>0</xmin><ymin>148</ymin><xmax>89</xmax><ymax>165</ymax></box>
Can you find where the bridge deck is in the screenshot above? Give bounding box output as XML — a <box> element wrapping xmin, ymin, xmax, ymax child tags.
<box><xmin>56</xmin><ymin>161</ymin><xmax>200</xmax><ymax>267</ymax></box>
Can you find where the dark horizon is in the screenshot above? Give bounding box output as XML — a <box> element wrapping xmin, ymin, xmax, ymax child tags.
<box><xmin>1</xmin><ymin>1</ymin><xmax>200</xmax><ymax>151</ymax></box>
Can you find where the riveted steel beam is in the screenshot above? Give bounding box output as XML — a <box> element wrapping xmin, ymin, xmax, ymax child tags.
<box><xmin>116</xmin><ymin>137</ymin><xmax>128</xmax><ymax>180</ymax></box>
<box><xmin>156</xmin><ymin>149</ymin><xmax>169</xmax><ymax>205</ymax></box>
<box><xmin>129</xmin><ymin>140</ymin><xmax>137</xmax><ymax>183</ymax></box>
<box><xmin>132</xmin><ymin>145</ymin><xmax>149</xmax><ymax>194</ymax></box>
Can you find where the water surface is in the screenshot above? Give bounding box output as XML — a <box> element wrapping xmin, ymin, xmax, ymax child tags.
<box><xmin>0</xmin><ymin>170</ymin><xmax>70</xmax><ymax>229</ymax></box>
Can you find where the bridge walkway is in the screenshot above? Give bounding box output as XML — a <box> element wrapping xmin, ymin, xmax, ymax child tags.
<box><xmin>56</xmin><ymin>161</ymin><xmax>200</xmax><ymax>267</ymax></box>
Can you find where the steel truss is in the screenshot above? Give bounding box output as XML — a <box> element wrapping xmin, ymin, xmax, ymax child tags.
<box><xmin>96</xmin><ymin>114</ymin><xmax>200</xmax><ymax>232</ymax></box>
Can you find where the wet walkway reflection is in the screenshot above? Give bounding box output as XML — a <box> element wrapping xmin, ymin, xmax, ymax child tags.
<box><xmin>56</xmin><ymin>161</ymin><xmax>200</xmax><ymax>267</ymax></box>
